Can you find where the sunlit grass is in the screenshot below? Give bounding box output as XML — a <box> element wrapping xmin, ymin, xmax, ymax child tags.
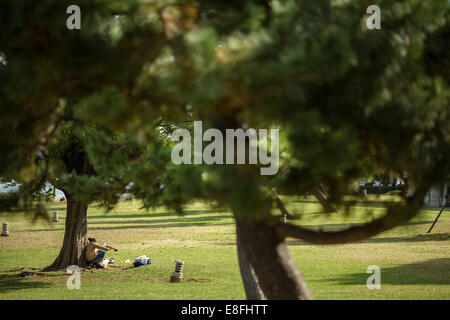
<box><xmin>0</xmin><ymin>196</ymin><xmax>448</xmax><ymax>299</ymax></box>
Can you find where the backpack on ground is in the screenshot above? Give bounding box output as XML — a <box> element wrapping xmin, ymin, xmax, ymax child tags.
<box><xmin>133</xmin><ymin>255</ymin><xmax>151</xmax><ymax>267</ymax></box>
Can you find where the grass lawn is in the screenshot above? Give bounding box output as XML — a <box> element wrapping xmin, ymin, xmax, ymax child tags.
<box><xmin>0</xmin><ymin>196</ymin><xmax>448</xmax><ymax>300</ymax></box>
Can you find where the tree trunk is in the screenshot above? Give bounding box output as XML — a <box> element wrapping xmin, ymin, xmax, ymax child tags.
<box><xmin>43</xmin><ymin>192</ymin><xmax>88</xmax><ymax>271</ymax></box>
<box><xmin>236</xmin><ymin>223</ymin><xmax>266</xmax><ymax>300</ymax></box>
<box><xmin>311</xmin><ymin>184</ymin><xmax>337</xmax><ymax>213</ymax></box>
<box><xmin>235</xmin><ymin>218</ymin><xmax>313</xmax><ymax>300</ymax></box>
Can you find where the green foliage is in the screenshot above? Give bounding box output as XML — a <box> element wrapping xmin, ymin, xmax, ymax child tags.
<box><xmin>0</xmin><ymin>0</ymin><xmax>448</xmax><ymax>225</ymax></box>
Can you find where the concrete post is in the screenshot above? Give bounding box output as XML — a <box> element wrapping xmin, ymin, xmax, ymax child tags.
<box><xmin>170</xmin><ymin>260</ymin><xmax>184</xmax><ymax>283</ymax></box>
<box><xmin>1</xmin><ymin>222</ymin><xmax>9</xmax><ymax>236</ymax></box>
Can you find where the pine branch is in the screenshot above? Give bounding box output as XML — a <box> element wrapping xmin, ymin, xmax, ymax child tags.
<box><xmin>275</xmin><ymin>185</ymin><xmax>429</xmax><ymax>244</ymax></box>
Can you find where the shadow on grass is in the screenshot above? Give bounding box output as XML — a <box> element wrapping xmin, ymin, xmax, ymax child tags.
<box><xmin>216</xmin><ymin>232</ymin><xmax>450</xmax><ymax>248</ymax></box>
<box><xmin>291</xmin><ymin>199</ymin><xmax>392</xmax><ymax>208</ymax></box>
<box><xmin>357</xmin><ymin>232</ymin><xmax>450</xmax><ymax>244</ymax></box>
<box><xmin>291</xmin><ymin>199</ymin><xmax>444</xmax><ymax>212</ymax></box>
<box><xmin>291</xmin><ymin>200</ymin><xmax>322</xmax><ymax>205</ymax></box>
<box><xmin>25</xmin><ymin>218</ymin><xmax>233</xmax><ymax>233</ymax></box>
<box><xmin>88</xmin><ymin>214</ymin><xmax>232</xmax><ymax>226</ymax></box>
<box><xmin>317</xmin><ymin>258</ymin><xmax>450</xmax><ymax>286</ymax></box>
<box><xmin>46</xmin><ymin>205</ymin><xmax>67</xmax><ymax>211</ymax></box>
<box><xmin>24</xmin><ymin>210</ymin><xmax>233</xmax><ymax>232</ymax></box>
<box><xmin>287</xmin><ymin>232</ymin><xmax>449</xmax><ymax>246</ymax></box>
<box><xmin>87</xmin><ymin>221</ymin><xmax>233</xmax><ymax>231</ymax></box>
<box><xmin>87</xmin><ymin>209</ymin><xmax>227</xmax><ymax>220</ymax></box>
<box><xmin>0</xmin><ymin>273</ymin><xmax>54</xmax><ymax>294</ymax></box>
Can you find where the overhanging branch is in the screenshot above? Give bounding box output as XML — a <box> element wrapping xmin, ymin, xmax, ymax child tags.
<box><xmin>275</xmin><ymin>186</ymin><xmax>429</xmax><ymax>245</ymax></box>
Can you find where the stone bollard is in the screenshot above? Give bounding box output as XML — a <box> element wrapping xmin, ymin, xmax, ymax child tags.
<box><xmin>362</xmin><ymin>189</ymin><xmax>367</xmax><ymax>198</ymax></box>
<box><xmin>52</xmin><ymin>211</ymin><xmax>59</xmax><ymax>222</ymax></box>
<box><xmin>1</xmin><ymin>222</ymin><xmax>9</xmax><ymax>237</ymax></box>
<box><xmin>170</xmin><ymin>260</ymin><xmax>184</xmax><ymax>283</ymax></box>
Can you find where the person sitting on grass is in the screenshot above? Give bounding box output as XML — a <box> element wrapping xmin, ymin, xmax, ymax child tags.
<box><xmin>85</xmin><ymin>237</ymin><xmax>112</xmax><ymax>269</ymax></box>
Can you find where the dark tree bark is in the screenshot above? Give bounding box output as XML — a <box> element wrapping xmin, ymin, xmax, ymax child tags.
<box><xmin>236</xmin><ymin>223</ymin><xmax>266</xmax><ymax>300</ymax></box>
<box><xmin>235</xmin><ymin>218</ymin><xmax>312</xmax><ymax>300</ymax></box>
<box><xmin>43</xmin><ymin>192</ymin><xmax>89</xmax><ymax>271</ymax></box>
<box><xmin>43</xmin><ymin>140</ymin><xmax>94</xmax><ymax>271</ymax></box>
<box><xmin>311</xmin><ymin>184</ymin><xmax>337</xmax><ymax>213</ymax></box>
<box><xmin>270</xmin><ymin>187</ymin><xmax>295</xmax><ymax>220</ymax></box>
